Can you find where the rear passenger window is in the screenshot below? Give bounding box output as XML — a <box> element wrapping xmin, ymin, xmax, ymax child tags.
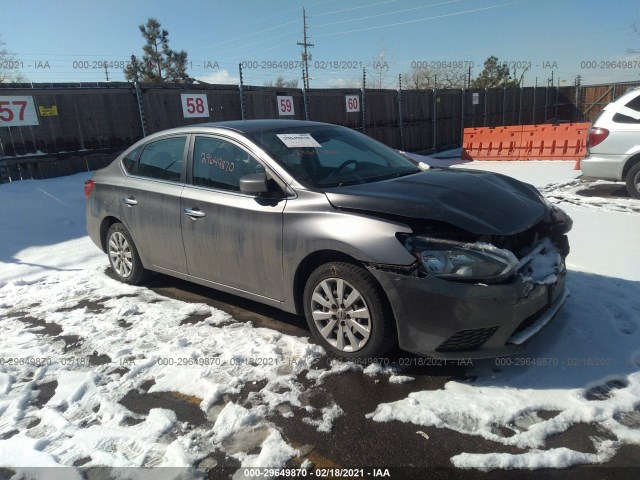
<box><xmin>192</xmin><ymin>137</ymin><xmax>263</xmax><ymax>192</ymax></box>
<box><xmin>137</xmin><ymin>137</ymin><xmax>186</xmax><ymax>182</ymax></box>
<box><xmin>612</xmin><ymin>95</ymin><xmax>640</xmax><ymax>124</ymax></box>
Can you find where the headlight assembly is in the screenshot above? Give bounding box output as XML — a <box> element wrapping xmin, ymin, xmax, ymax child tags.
<box><xmin>401</xmin><ymin>236</ymin><xmax>519</xmax><ymax>282</ymax></box>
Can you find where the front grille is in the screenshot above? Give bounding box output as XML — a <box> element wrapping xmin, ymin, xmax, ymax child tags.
<box><xmin>436</xmin><ymin>326</ymin><xmax>499</xmax><ymax>352</ymax></box>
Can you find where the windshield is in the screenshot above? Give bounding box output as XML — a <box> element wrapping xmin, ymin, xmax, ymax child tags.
<box><xmin>246</xmin><ymin>125</ymin><xmax>420</xmax><ymax>188</ymax></box>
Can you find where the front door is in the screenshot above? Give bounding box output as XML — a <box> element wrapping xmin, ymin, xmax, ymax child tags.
<box><xmin>180</xmin><ymin>135</ymin><xmax>286</xmax><ymax>300</ymax></box>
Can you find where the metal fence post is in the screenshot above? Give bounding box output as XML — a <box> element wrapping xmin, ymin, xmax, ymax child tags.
<box><xmin>398</xmin><ymin>74</ymin><xmax>404</xmax><ymax>150</ymax></box>
<box><xmin>134</xmin><ymin>82</ymin><xmax>148</xmax><ymax>137</ymax></box>
<box><xmin>432</xmin><ymin>87</ymin><xmax>437</xmax><ymax>152</ymax></box>
<box><xmin>303</xmin><ymin>87</ymin><xmax>309</xmax><ymax>121</ymax></box>
<box><xmin>460</xmin><ymin>88</ymin><xmax>465</xmax><ymax>145</ymax></box>
<box><xmin>238</xmin><ymin>63</ymin><xmax>246</xmax><ymax>120</ymax></box>
<box><xmin>532</xmin><ymin>86</ymin><xmax>536</xmax><ymax>124</ymax></box>
<box><xmin>518</xmin><ymin>86</ymin><xmax>523</xmax><ymax>125</ymax></box>
<box><xmin>502</xmin><ymin>87</ymin><xmax>507</xmax><ymax>125</ymax></box>
<box><xmin>544</xmin><ymin>86</ymin><xmax>548</xmax><ymax>122</ymax></box>
<box><xmin>483</xmin><ymin>88</ymin><xmax>488</xmax><ymax>127</ymax></box>
<box><xmin>361</xmin><ymin>68</ymin><xmax>367</xmax><ymax>134</ymax></box>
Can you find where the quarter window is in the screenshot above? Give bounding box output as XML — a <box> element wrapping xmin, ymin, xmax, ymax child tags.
<box><xmin>612</xmin><ymin>95</ymin><xmax>640</xmax><ymax>124</ymax></box>
<box><xmin>121</xmin><ymin>145</ymin><xmax>142</xmax><ymax>174</ymax></box>
<box><xmin>193</xmin><ymin>137</ymin><xmax>263</xmax><ymax>192</ymax></box>
<box><xmin>137</xmin><ymin>136</ymin><xmax>186</xmax><ymax>182</ymax></box>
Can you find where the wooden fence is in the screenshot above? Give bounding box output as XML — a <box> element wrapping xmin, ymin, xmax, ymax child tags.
<box><xmin>1</xmin><ymin>80</ymin><xmax>639</xmax><ymax>182</ymax></box>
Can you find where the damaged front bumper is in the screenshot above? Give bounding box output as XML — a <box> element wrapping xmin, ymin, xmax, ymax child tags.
<box><xmin>367</xmin><ymin>249</ymin><xmax>569</xmax><ymax>360</ymax></box>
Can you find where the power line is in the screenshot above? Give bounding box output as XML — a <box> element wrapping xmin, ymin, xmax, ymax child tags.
<box><xmin>204</xmin><ymin>19</ymin><xmax>299</xmax><ymax>48</ymax></box>
<box><xmin>312</xmin><ymin>0</ymin><xmax>398</xmax><ymax>17</ymax></box>
<box><xmin>315</xmin><ymin>0</ymin><xmax>467</xmax><ymax>27</ymax></box>
<box><xmin>316</xmin><ymin>0</ymin><xmax>528</xmax><ymax>37</ymax></box>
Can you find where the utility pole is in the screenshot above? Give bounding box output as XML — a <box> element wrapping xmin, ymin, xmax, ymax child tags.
<box><xmin>297</xmin><ymin>8</ymin><xmax>314</xmax><ymax>90</ymax></box>
<box><xmin>104</xmin><ymin>64</ymin><xmax>110</xmax><ymax>82</ymax></box>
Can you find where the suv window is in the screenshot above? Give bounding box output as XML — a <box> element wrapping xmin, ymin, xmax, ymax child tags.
<box><xmin>612</xmin><ymin>94</ymin><xmax>640</xmax><ymax>124</ymax></box>
<box><xmin>137</xmin><ymin>136</ymin><xmax>186</xmax><ymax>182</ymax></box>
<box><xmin>193</xmin><ymin>136</ymin><xmax>264</xmax><ymax>192</ymax></box>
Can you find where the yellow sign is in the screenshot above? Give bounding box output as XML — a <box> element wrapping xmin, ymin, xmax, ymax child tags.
<box><xmin>38</xmin><ymin>105</ymin><xmax>58</xmax><ymax>116</ymax></box>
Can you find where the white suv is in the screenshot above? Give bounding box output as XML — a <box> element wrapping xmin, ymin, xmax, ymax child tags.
<box><xmin>580</xmin><ymin>87</ymin><xmax>640</xmax><ymax>199</ymax></box>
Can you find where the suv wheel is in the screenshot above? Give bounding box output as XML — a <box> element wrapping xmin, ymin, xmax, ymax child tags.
<box><xmin>303</xmin><ymin>262</ymin><xmax>396</xmax><ymax>359</ymax></box>
<box><xmin>626</xmin><ymin>163</ymin><xmax>640</xmax><ymax>199</ymax></box>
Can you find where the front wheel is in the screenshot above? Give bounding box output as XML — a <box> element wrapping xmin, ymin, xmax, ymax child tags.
<box><xmin>303</xmin><ymin>262</ymin><xmax>396</xmax><ymax>359</ymax></box>
<box><xmin>625</xmin><ymin>163</ymin><xmax>640</xmax><ymax>199</ymax></box>
<box><xmin>106</xmin><ymin>223</ymin><xmax>147</xmax><ymax>285</ymax></box>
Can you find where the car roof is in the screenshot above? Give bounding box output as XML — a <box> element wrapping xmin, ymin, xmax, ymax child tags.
<box><xmin>176</xmin><ymin>119</ymin><xmax>336</xmax><ymax>134</ymax></box>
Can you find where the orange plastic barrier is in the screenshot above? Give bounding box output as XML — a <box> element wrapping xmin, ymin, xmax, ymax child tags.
<box><xmin>462</xmin><ymin>123</ymin><xmax>590</xmax><ymax>161</ymax></box>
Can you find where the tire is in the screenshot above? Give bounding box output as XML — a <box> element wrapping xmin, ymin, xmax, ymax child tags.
<box><xmin>625</xmin><ymin>162</ymin><xmax>640</xmax><ymax>199</ymax></box>
<box><xmin>105</xmin><ymin>223</ymin><xmax>147</xmax><ymax>285</ymax></box>
<box><xmin>303</xmin><ymin>261</ymin><xmax>396</xmax><ymax>359</ymax></box>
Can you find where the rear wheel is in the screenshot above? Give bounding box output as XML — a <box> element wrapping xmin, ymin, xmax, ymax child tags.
<box><xmin>625</xmin><ymin>162</ymin><xmax>640</xmax><ymax>199</ymax></box>
<box><xmin>106</xmin><ymin>223</ymin><xmax>147</xmax><ymax>284</ymax></box>
<box><xmin>303</xmin><ymin>261</ymin><xmax>396</xmax><ymax>359</ymax></box>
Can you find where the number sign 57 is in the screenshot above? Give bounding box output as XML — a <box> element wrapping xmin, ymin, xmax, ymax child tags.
<box><xmin>0</xmin><ymin>96</ymin><xmax>39</xmax><ymax>126</ymax></box>
<box><xmin>180</xmin><ymin>94</ymin><xmax>210</xmax><ymax>118</ymax></box>
<box><xmin>277</xmin><ymin>96</ymin><xmax>295</xmax><ymax>116</ymax></box>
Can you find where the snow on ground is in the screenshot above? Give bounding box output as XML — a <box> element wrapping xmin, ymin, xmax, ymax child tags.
<box><xmin>0</xmin><ymin>174</ymin><xmax>339</xmax><ymax>478</ymax></box>
<box><xmin>1</xmin><ymin>155</ymin><xmax>640</xmax><ymax>474</ymax></box>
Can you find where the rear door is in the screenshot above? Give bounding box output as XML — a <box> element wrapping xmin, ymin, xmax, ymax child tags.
<box><xmin>119</xmin><ymin>135</ymin><xmax>188</xmax><ymax>274</ymax></box>
<box><xmin>180</xmin><ymin>135</ymin><xmax>286</xmax><ymax>300</ymax></box>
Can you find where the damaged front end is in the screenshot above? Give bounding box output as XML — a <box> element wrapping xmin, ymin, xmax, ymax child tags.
<box><xmin>367</xmin><ymin>203</ymin><xmax>572</xmax><ymax>359</ymax></box>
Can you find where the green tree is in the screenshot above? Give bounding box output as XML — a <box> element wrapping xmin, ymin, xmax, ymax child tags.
<box><xmin>124</xmin><ymin>18</ymin><xmax>192</xmax><ymax>83</ymax></box>
<box><xmin>471</xmin><ymin>56</ymin><xmax>518</xmax><ymax>88</ymax></box>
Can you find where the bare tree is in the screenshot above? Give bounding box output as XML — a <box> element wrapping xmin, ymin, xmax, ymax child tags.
<box><xmin>264</xmin><ymin>76</ymin><xmax>298</xmax><ymax>88</ymax></box>
<box><xmin>367</xmin><ymin>40</ymin><xmax>396</xmax><ymax>89</ymax></box>
<box><xmin>0</xmin><ymin>36</ymin><xmax>27</xmax><ymax>83</ymax></box>
<box><xmin>404</xmin><ymin>66</ymin><xmax>466</xmax><ymax>90</ymax></box>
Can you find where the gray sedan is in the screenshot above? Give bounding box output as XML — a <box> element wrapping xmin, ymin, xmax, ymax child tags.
<box><xmin>85</xmin><ymin>120</ymin><xmax>571</xmax><ymax>360</ymax></box>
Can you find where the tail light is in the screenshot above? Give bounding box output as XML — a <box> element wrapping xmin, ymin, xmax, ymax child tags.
<box><xmin>84</xmin><ymin>179</ymin><xmax>95</xmax><ymax>198</ymax></box>
<box><xmin>587</xmin><ymin>127</ymin><xmax>609</xmax><ymax>148</ymax></box>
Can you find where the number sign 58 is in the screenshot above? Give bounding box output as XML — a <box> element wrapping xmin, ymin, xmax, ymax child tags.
<box><xmin>180</xmin><ymin>94</ymin><xmax>210</xmax><ymax>118</ymax></box>
<box><xmin>0</xmin><ymin>96</ymin><xmax>39</xmax><ymax>126</ymax></box>
<box><xmin>277</xmin><ymin>96</ymin><xmax>295</xmax><ymax>116</ymax></box>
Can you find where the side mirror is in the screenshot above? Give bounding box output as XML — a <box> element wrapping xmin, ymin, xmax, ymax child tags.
<box><xmin>239</xmin><ymin>173</ymin><xmax>269</xmax><ymax>195</ymax></box>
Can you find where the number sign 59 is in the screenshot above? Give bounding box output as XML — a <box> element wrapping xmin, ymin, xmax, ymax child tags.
<box><xmin>180</xmin><ymin>94</ymin><xmax>210</xmax><ymax>118</ymax></box>
<box><xmin>277</xmin><ymin>96</ymin><xmax>295</xmax><ymax>116</ymax></box>
<box><xmin>0</xmin><ymin>96</ymin><xmax>39</xmax><ymax>126</ymax></box>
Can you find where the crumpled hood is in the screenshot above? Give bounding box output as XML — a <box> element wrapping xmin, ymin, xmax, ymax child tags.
<box><xmin>324</xmin><ymin>169</ymin><xmax>547</xmax><ymax>235</ymax></box>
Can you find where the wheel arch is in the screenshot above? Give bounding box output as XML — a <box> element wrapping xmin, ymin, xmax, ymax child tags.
<box><xmin>292</xmin><ymin>249</ymin><xmax>392</xmax><ymax>317</ymax></box>
<box><xmin>99</xmin><ymin>216</ymin><xmax>123</xmax><ymax>252</ymax></box>
<box><xmin>622</xmin><ymin>152</ymin><xmax>640</xmax><ymax>179</ymax></box>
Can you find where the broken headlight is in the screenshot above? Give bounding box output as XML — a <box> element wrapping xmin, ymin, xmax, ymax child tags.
<box><xmin>401</xmin><ymin>236</ymin><xmax>519</xmax><ymax>282</ymax></box>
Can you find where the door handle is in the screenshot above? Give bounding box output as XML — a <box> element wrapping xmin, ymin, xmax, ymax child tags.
<box><xmin>123</xmin><ymin>196</ymin><xmax>138</xmax><ymax>206</ymax></box>
<box><xmin>184</xmin><ymin>208</ymin><xmax>206</xmax><ymax>219</ymax></box>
